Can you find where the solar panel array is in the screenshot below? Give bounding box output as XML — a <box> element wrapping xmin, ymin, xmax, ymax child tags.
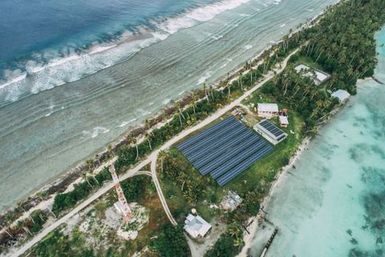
<box><xmin>176</xmin><ymin>116</ymin><xmax>273</xmax><ymax>186</ymax></box>
<box><xmin>258</xmin><ymin>120</ymin><xmax>286</xmax><ymax>140</ymax></box>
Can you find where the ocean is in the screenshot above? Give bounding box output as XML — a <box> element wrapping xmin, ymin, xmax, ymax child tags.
<box><xmin>0</xmin><ymin>0</ymin><xmax>337</xmax><ymax>212</ymax></box>
<box><xmin>249</xmin><ymin>27</ymin><xmax>385</xmax><ymax>257</ymax></box>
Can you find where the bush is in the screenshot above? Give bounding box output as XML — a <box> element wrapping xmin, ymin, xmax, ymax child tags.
<box><xmin>150</xmin><ymin>224</ymin><xmax>190</xmax><ymax>257</ymax></box>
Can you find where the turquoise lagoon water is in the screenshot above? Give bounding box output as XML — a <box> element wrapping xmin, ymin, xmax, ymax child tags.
<box><xmin>250</xmin><ymin>27</ymin><xmax>385</xmax><ymax>257</ymax></box>
<box><xmin>0</xmin><ymin>0</ymin><xmax>337</xmax><ymax>211</ymax></box>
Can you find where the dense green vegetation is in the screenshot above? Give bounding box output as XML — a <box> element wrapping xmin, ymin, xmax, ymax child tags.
<box><xmin>262</xmin><ymin>0</ymin><xmax>385</xmax><ymax>131</ymax></box>
<box><xmin>204</xmin><ymin>224</ymin><xmax>244</xmax><ymax>257</ymax></box>
<box><xmin>150</xmin><ymin>224</ymin><xmax>190</xmax><ymax>257</ymax></box>
<box><xmin>52</xmin><ymin>168</ymin><xmax>111</xmax><ymax>215</ymax></box>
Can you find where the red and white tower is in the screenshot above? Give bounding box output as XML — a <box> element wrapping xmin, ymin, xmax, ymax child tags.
<box><xmin>109</xmin><ymin>164</ymin><xmax>132</xmax><ymax>223</ymax></box>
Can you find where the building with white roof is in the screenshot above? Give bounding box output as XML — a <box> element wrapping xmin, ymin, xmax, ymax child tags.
<box><xmin>331</xmin><ymin>89</ymin><xmax>350</xmax><ymax>103</ymax></box>
<box><xmin>257</xmin><ymin>103</ymin><xmax>279</xmax><ymax>118</ymax></box>
<box><xmin>295</xmin><ymin>64</ymin><xmax>330</xmax><ymax>85</ymax></box>
<box><xmin>279</xmin><ymin>115</ymin><xmax>289</xmax><ymax>128</ymax></box>
<box><xmin>184</xmin><ymin>214</ymin><xmax>212</xmax><ymax>238</ymax></box>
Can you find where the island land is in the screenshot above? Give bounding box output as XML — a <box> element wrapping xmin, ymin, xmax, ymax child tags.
<box><xmin>1</xmin><ymin>0</ymin><xmax>385</xmax><ymax>257</ymax></box>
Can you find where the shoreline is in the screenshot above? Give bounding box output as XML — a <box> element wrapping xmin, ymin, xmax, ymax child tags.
<box><xmin>0</xmin><ymin>26</ymin><xmax>285</xmax><ymax>217</ymax></box>
<box><xmin>238</xmin><ymin>83</ymin><xmax>368</xmax><ymax>256</ymax></box>
<box><xmin>0</xmin><ymin>3</ymin><xmax>334</xmax><ymax>252</ymax></box>
<box><xmin>237</xmin><ymin>137</ymin><xmax>311</xmax><ymax>257</ymax></box>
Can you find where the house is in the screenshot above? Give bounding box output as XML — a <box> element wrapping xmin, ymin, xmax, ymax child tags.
<box><xmin>331</xmin><ymin>89</ymin><xmax>350</xmax><ymax>103</ymax></box>
<box><xmin>257</xmin><ymin>103</ymin><xmax>279</xmax><ymax>118</ymax></box>
<box><xmin>184</xmin><ymin>214</ymin><xmax>212</xmax><ymax>238</ymax></box>
<box><xmin>220</xmin><ymin>191</ymin><xmax>243</xmax><ymax>211</ymax></box>
<box><xmin>295</xmin><ymin>64</ymin><xmax>330</xmax><ymax>85</ymax></box>
<box><xmin>254</xmin><ymin>119</ymin><xmax>287</xmax><ymax>145</ymax></box>
<box><xmin>279</xmin><ymin>115</ymin><xmax>289</xmax><ymax>128</ymax></box>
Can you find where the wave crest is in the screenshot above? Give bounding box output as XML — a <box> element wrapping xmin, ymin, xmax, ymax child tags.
<box><xmin>0</xmin><ymin>0</ymin><xmax>257</xmax><ymax>104</ymax></box>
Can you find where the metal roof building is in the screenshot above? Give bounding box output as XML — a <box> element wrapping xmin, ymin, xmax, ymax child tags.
<box><xmin>257</xmin><ymin>103</ymin><xmax>279</xmax><ymax>118</ymax></box>
<box><xmin>254</xmin><ymin>119</ymin><xmax>287</xmax><ymax>145</ymax></box>
<box><xmin>331</xmin><ymin>89</ymin><xmax>350</xmax><ymax>103</ymax></box>
<box><xmin>295</xmin><ymin>64</ymin><xmax>330</xmax><ymax>85</ymax></box>
<box><xmin>184</xmin><ymin>214</ymin><xmax>212</xmax><ymax>238</ymax></box>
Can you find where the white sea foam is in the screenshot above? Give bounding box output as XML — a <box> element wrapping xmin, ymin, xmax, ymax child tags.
<box><xmin>162</xmin><ymin>98</ymin><xmax>171</xmax><ymax>105</ymax></box>
<box><xmin>244</xmin><ymin>44</ymin><xmax>253</xmax><ymax>50</ymax></box>
<box><xmin>0</xmin><ymin>70</ymin><xmax>26</xmax><ymax>91</ymax></box>
<box><xmin>197</xmin><ymin>70</ymin><xmax>213</xmax><ymax>85</ymax></box>
<box><xmin>82</xmin><ymin>126</ymin><xmax>110</xmax><ymax>138</ymax></box>
<box><xmin>156</xmin><ymin>0</ymin><xmax>251</xmax><ymax>34</ymax></box>
<box><xmin>118</xmin><ymin>118</ymin><xmax>138</xmax><ymax>128</ymax></box>
<box><xmin>0</xmin><ymin>0</ymin><xmax>252</xmax><ymax>103</ymax></box>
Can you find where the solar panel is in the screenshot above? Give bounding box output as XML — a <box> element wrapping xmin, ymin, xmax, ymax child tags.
<box><xmin>177</xmin><ymin>116</ymin><xmax>235</xmax><ymax>151</ymax></box>
<box><xmin>198</xmin><ymin>135</ymin><xmax>261</xmax><ymax>175</ymax></box>
<box><xmin>191</xmin><ymin>130</ymin><xmax>254</xmax><ymax>167</ymax></box>
<box><xmin>259</xmin><ymin>120</ymin><xmax>286</xmax><ymax>139</ymax></box>
<box><xmin>188</xmin><ymin>127</ymin><xmax>251</xmax><ymax>164</ymax></box>
<box><xmin>183</xmin><ymin>122</ymin><xmax>242</xmax><ymax>157</ymax></box>
<box><xmin>176</xmin><ymin>116</ymin><xmax>274</xmax><ymax>186</ymax></box>
<box><xmin>217</xmin><ymin>144</ymin><xmax>273</xmax><ymax>186</ymax></box>
<box><xmin>210</xmin><ymin>139</ymin><xmax>267</xmax><ymax>179</ymax></box>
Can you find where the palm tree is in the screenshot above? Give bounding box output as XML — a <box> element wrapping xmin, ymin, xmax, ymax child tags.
<box><xmin>126</xmin><ymin>134</ymin><xmax>139</xmax><ymax>160</ymax></box>
<box><xmin>203</xmin><ymin>83</ymin><xmax>209</xmax><ymax>102</ymax></box>
<box><xmin>144</xmin><ymin>119</ymin><xmax>151</xmax><ymax>130</ymax></box>
<box><xmin>145</xmin><ymin>132</ymin><xmax>152</xmax><ymax>150</ymax></box>
<box><xmin>82</xmin><ymin>172</ymin><xmax>93</xmax><ymax>188</ymax></box>
<box><xmin>239</xmin><ymin>75</ymin><xmax>243</xmax><ymax>91</ymax></box>
<box><xmin>233</xmin><ymin>237</ymin><xmax>243</xmax><ymax>247</ymax></box>
<box><xmin>228</xmin><ymin>223</ymin><xmax>241</xmax><ymax>238</ymax></box>
<box><xmin>227</xmin><ymin>84</ymin><xmax>231</xmax><ymax>98</ymax></box>
<box><xmin>3</xmin><ymin>227</ymin><xmax>13</xmax><ymax>238</ymax></box>
<box><xmin>191</xmin><ymin>92</ymin><xmax>198</xmax><ymax>114</ymax></box>
<box><xmin>85</xmin><ymin>159</ymin><xmax>93</xmax><ymax>171</ymax></box>
<box><xmin>107</xmin><ymin>144</ymin><xmax>113</xmax><ymax>157</ymax></box>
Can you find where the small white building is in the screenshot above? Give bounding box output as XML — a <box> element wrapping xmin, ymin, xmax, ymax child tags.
<box><xmin>295</xmin><ymin>64</ymin><xmax>330</xmax><ymax>85</ymax></box>
<box><xmin>184</xmin><ymin>214</ymin><xmax>212</xmax><ymax>238</ymax></box>
<box><xmin>254</xmin><ymin>119</ymin><xmax>287</xmax><ymax>145</ymax></box>
<box><xmin>220</xmin><ymin>191</ymin><xmax>243</xmax><ymax>211</ymax></box>
<box><xmin>257</xmin><ymin>103</ymin><xmax>279</xmax><ymax>118</ymax></box>
<box><xmin>331</xmin><ymin>89</ymin><xmax>350</xmax><ymax>103</ymax></box>
<box><xmin>279</xmin><ymin>115</ymin><xmax>289</xmax><ymax>128</ymax></box>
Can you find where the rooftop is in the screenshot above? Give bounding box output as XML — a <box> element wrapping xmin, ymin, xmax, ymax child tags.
<box><xmin>258</xmin><ymin>103</ymin><xmax>279</xmax><ymax>113</ymax></box>
<box><xmin>295</xmin><ymin>64</ymin><xmax>330</xmax><ymax>85</ymax></box>
<box><xmin>220</xmin><ymin>191</ymin><xmax>243</xmax><ymax>211</ymax></box>
<box><xmin>279</xmin><ymin>115</ymin><xmax>289</xmax><ymax>125</ymax></box>
<box><xmin>254</xmin><ymin>119</ymin><xmax>287</xmax><ymax>144</ymax></box>
<box><xmin>331</xmin><ymin>89</ymin><xmax>350</xmax><ymax>102</ymax></box>
<box><xmin>184</xmin><ymin>214</ymin><xmax>212</xmax><ymax>238</ymax></box>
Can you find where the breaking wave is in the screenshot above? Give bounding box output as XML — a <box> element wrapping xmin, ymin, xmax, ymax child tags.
<box><xmin>0</xmin><ymin>0</ymin><xmax>286</xmax><ymax>105</ymax></box>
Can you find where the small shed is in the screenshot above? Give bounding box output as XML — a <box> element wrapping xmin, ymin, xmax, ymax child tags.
<box><xmin>279</xmin><ymin>116</ymin><xmax>289</xmax><ymax>128</ymax></box>
<box><xmin>184</xmin><ymin>214</ymin><xmax>212</xmax><ymax>238</ymax></box>
<box><xmin>220</xmin><ymin>191</ymin><xmax>243</xmax><ymax>211</ymax></box>
<box><xmin>257</xmin><ymin>103</ymin><xmax>279</xmax><ymax>118</ymax></box>
<box><xmin>331</xmin><ymin>89</ymin><xmax>350</xmax><ymax>103</ymax></box>
<box><xmin>295</xmin><ymin>64</ymin><xmax>330</xmax><ymax>85</ymax></box>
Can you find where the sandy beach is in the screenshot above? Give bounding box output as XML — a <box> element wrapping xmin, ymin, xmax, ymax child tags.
<box><xmin>237</xmin><ymin>138</ymin><xmax>311</xmax><ymax>257</ymax></box>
